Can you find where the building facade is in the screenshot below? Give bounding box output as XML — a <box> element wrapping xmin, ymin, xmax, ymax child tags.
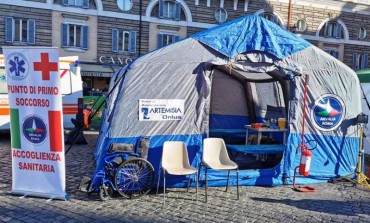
<box><xmin>1</xmin><ymin>0</ymin><xmax>370</xmax><ymax>92</ymax></box>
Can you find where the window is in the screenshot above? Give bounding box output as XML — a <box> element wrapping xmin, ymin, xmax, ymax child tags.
<box><xmin>62</xmin><ymin>0</ymin><xmax>89</xmax><ymax>8</ymax></box>
<box><xmin>260</xmin><ymin>12</ymin><xmax>278</xmax><ymax>24</ymax></box>
<box><xmin>295</xmin><ymin>19</ymin><xmax>307</xmax><ymax>32</ymax></box>
<box><xmin>352</xmin><ymin>53</ymin><xmax>368</xmax><ymax>70</ymax></box>
<box><xmin>215</xmin><ymin>8</ymin><xmax>227</xmax><ymax>23</ymax></box>
<box><xmin>112</xmin><ymin>29</ymin><xmax>137</xmax><ymax>53</ymax></box>
<box><xmin>321</xmin><ymin>21</ymin><xmax>343</xmax><ymax>38</ymax></box>
<box><xmin>14</xmin><ymin>19</ymin><xmax>27</xmax><ymax>43</ymax></box>
<box><xmin>117</xmin><ymin>0</ymin><xmax>133</xmax><ymax>11</ymax></box>
<box><xmin>320</xmin><ymin>43</ymin><xmax>343</xmax><ymax>61</ymax></box>
<box><xmin>69</xmin><ymin>25</ymin><xmax>82</xmax><ymax>47</ymax></box>
<box><xmin>61</xmin><ymin>23</ymin><xmax>88</xmax><ymax>49</ymax></box>
<box><xmin>325</xmin><ymin>50</ymin><xmax>339</xmax><ymax>59</ymax></box>
<box><xmin>159</xmin><ymin>0</ymin><xmax>181</xmax><ymax>20</ymax></box>
<box><xmin>82</xmin><ymin>77</ymin><xmax>93</xmax><ymax>89</ymax></box>
<box><xmin>69</xmin><ymin>0</ymin><xmax>83</xmax><ymax>6</ymax></box>
<box><xmin>119</xmin><ymin>31</ymin><xmax>130</xmax><ymax>52</ymax></box>
<box><xmin>359</xmin><ymin>27</ymin><xmax>367</xmax><ymax>40</ymax></box>
<box><xmin>157</xmin><ymin>33</ymin><xmax>179</xmax><ymax>48</ymax></box>
<box><xmin>5</xmin><ymin>17</ymin><xmax>35</xmax><ymax>44</ymax></box>
<box><xmin>163</xmin><ymin>1</ymin><xmax>175</xmax><ymax>18</ymax></box>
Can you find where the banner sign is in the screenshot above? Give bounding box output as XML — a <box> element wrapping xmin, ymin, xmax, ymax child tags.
<box><xmin>3</xmin><ymin>47</ymin><xmax>67</xmax><ymax>200</ymax></box>
<box><xmin>139</xmin><ymin>99</ymin><xmax>184</xmax><ymax>121</ymax></box>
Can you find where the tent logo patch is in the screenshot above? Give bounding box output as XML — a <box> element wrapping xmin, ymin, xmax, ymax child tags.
<box><xmin>141</xmin><ymin>107</ymin><xmax>150</xmax><ymax>120</ymax></box>
<box><xmin>311</xmin><ymin>94</ymin><xmax>345</xmax><ymax>131</ymax></box>
<box><xmin>6</xmin><ymin>53</ymin><xmax>29</xmax><ymax>80</ymax></box>
<box><xmin>22</xmin><ymin>116</ymin><xmax>47</xmax><ymax>144</ymax></box>
<box><xmin>139</xmin><ymin>99</ymin><xmax>184</xmax><ymax>121</ymax></box>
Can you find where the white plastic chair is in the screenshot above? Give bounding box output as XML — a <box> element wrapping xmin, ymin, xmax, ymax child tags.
<box><xmin>199</xmin><ymin>138</ymin><xmax>239</xmax><ymax>202</ymax></box>
<box><xmin>156</xmin><ymin>141</ymin><xmax>198</xmax><ymax>204</ymax></box>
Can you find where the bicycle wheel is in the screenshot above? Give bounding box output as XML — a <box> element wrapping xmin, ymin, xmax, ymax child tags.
<box><xmin>114</xmin><ymin>158</ymin><xmax>155</xmax><ymax>198</ymax></box>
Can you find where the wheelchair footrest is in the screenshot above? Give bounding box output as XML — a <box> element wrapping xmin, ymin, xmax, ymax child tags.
<box><xmin>78</xmin><ymin>176</ymin><xmax>92</xmax><ymax>192</ymax></box>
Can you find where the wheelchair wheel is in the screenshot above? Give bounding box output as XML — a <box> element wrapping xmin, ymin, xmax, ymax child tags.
<box><xmin>114</xmin><ymin>158</ymin><xmax>155</xmax><ymax>198</ymax></box>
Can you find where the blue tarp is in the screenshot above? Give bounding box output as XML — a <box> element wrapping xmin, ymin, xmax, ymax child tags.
<box><xmin>192</xmin><ymin>15</ymin><xmax>311</xmax><ymax>59</ymax></box>
<box><xmin>227</xmin><ymin>144</ymin><xmax>285</xmax><ymax>154</ymax></box>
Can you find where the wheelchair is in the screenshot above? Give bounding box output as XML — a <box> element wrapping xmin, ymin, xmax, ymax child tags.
<box><xmin>86</xmin><ymin>138</ymin><xmax>155</xmax><ymax>201</ymax></box>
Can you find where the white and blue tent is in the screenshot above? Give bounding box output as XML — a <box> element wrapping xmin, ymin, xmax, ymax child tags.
<box><xmin>90</xmin><ymin>15</ymin><xmax>361</xmax><ymax>188</ymax></box>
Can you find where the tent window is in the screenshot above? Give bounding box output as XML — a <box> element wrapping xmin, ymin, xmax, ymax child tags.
<box><xmin>215</xmin><ymin>8</ymin><xmax>228</xmax><ymax>23</ymax></box>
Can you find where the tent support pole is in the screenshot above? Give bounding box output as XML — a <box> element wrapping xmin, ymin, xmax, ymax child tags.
<box><xmin>334</xmin><ymin>124</ymin><xmax>370</xmax><ymax>189</ymax></box>
<box><xmin>244</xmin><ymin>82</ymin><xmax>256</xmax><ymax>123</ymax></box>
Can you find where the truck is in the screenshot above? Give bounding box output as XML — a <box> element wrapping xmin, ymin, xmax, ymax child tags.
<box><xmin>0</xmin><ymin>55</ymin><xmax>83</xmax><ymax>131</ymax></box>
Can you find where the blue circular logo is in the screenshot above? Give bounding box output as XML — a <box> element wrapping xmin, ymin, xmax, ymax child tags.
<box><xmin>311</xmin><ymin>94</ymin><xmax>345</xmax><ymax>131</ymax></box>
<box><xmin>6</xmin><ymin>53</ymin><xmax>29</xmax><ymax>80</ymax></box>
<box><xmin>22</xmin><ymin>116</ymin><xmax>47</xmax><ymax>144</ymax></box>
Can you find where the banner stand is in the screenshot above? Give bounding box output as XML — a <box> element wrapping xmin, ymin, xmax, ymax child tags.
<box><xmin>11</xmin><ymin>190</ymin><xmax>69</xmax><ymax>201</ymax></box>
<box><xmin>3</xmin><ymin>47</ymin><xmax>67</xmax><ymax>200</ymax></box>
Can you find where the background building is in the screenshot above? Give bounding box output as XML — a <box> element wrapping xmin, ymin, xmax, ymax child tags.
<box><xmin>1</xmin><ymin>0</ymin><xmax>370</xmax><ymax>94</ymax></box>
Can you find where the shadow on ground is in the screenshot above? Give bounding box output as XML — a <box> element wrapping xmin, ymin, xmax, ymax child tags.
<box><xmin>250</xmin><ymin>197</ymin><xmax>370</xmax><ymax>216</ymax></box>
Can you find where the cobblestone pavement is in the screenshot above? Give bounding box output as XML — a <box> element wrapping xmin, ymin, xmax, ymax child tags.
<box><xmin>0</xmin><ymin>131</ymin><xmax>369</xmax><ymax>223</ymax></box>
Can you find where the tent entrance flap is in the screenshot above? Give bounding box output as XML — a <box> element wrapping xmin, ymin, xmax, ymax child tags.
<box><xmin>209</xmin><ymin>65</ymin><xmax>288</xmax><ymax>171</ymax></box>
<box><xmin>209</xmin><ymin>65</ymin><xmax>288</xmax><ymax>130</ymax></box>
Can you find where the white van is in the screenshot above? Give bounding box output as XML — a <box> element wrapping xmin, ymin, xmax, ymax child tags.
<box><xmin>0</xmin><ymin>55</ymin><xmax>83</xmax><ymax>131</ymax></box>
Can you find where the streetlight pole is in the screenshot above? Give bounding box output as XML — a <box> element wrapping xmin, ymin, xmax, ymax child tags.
<box><xmin>287</xmin><ymin>0</ymin><xmax>292</xmax><ymax>30</ymax></box>
<box><xmin>139</xmin><ymin>0</ymin><xmax>142</xmax><ymax>56</ymax></box>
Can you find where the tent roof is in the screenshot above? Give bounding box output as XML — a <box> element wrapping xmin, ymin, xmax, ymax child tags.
<box><xmin>191</xmin><ymin>15</ymin><xmax>311</xmax><ymax>59</ymax></box>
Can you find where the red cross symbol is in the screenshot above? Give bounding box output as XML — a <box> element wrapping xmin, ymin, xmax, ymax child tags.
<box><xmin>33</xmin><ymin>53</ymin><xmax>58</xmax><ymax>80</ymax></box>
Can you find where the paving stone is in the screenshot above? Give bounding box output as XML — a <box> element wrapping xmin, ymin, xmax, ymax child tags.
<box><xmin>0</xmin><ymin>132</ymin><xmax>369</xmax><ymax>223</ymax></box>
